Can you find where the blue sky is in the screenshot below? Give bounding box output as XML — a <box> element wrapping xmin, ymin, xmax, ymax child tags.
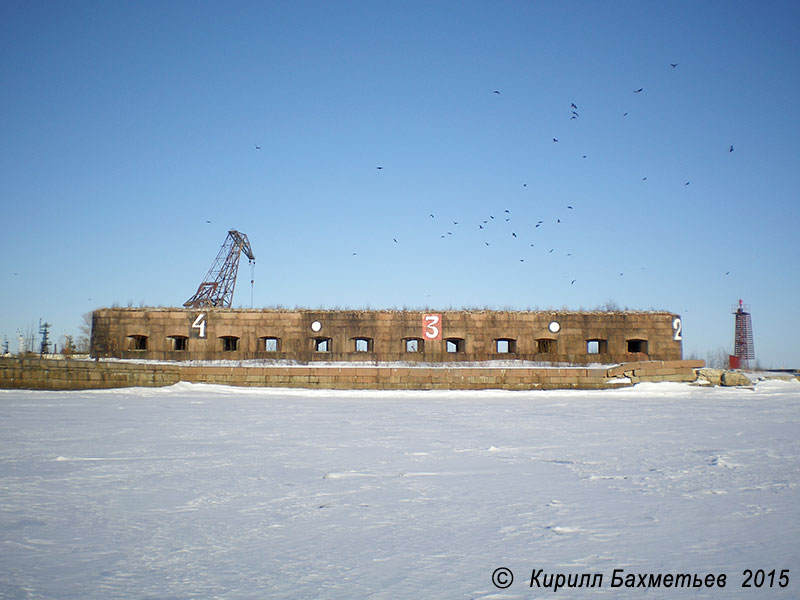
<box><xmin>2</xmin><ymin>1</ymin><xmax>799</xmax><ymax>367</ymax></box>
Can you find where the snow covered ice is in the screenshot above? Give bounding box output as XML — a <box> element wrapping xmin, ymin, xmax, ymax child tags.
<box><xmin>1</xmin><ymin>380</ymin><xmax>798</xmax><ymax>599</ymax></box>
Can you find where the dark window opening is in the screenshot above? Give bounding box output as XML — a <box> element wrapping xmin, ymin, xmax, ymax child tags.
<box><xmin>586</xmin><ymin>339</ymin><xmax>608</xmax><ymax>354</ymax></box>
<box><xmin>495</xmin><ymin>339</ymin><xmax>517</xmax><ymax>354</ymax></box>
<box><xmin>220</xmin><ymin>336</ymin><xmax>239</xmax><ymax>352</ymax></box>
<box><xmin>314</xmin><ymin>338</ymin><xmax>331</xmax><ymax>353</ymax></box>
<box><xmin>404</xmin><ymin>338</ymin><xmax>423</xmax><ymax>353</ymax></box>
<box><xmin>262</xmin><ymin>337</ymin><xmax>280</xmax><ymax>352</ymax></box>
<box><xmin>627</xmin><ymin>339</ymin><xmax>648</xmax><ymax>354</ymax></box>
<box><xmin>127</xmin><ymin>335</ymin><xmax>147</xmax><ymax>351</ymax></box>
<box><xmin>536</xmin><ymin>339</ymin><xmax>556</xmax><ymax>353</ymax></box>
<box><xmin>168</xmin><ymin>336</ymin><xmax>188</xmax><ymax>351</ymax></box>
<box><xmin>445</xmin><ymin>338</ymin><xmax>465</xmax><ymax>353</ymax></box>
<box><xmin>353</xmin><ymin>337</ymin><xmax>372</xmax><ymax>352</ymax></box>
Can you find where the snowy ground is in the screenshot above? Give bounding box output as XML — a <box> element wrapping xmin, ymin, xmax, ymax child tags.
<box><xmin>1</xmin><ymin>381</ymin><xmax>798</xmax><ymax>600</ymax></box>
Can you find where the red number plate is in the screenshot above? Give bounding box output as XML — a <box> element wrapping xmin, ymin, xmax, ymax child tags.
<box><xmin>422</xmin><ymin>314</ymin><xmax>442</xmax><ymax>340</ymax></box>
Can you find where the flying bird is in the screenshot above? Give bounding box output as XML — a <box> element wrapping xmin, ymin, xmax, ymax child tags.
<box><xmin>623</xmin><ymin>112</ymin><xmax>629</xmax><ymax>117</ymax></box>
<box><xmin>255</xmin><ymin>145</ymin><xmax>261</xmax><ymax>150</ymax></box>
<box><xmin>553</xmin><ymin>138</ymin><xmax>559</xmax><ymax>143</ymax></box>
<box><xmin>549</xmin><ymin>249</ymin><xmax>554</xmax><ymax>253</ymax></box>
<box><xmin>376</xmin><ymin>166</ymin><xmax>383</xmax><ymax>169</ymax></box>
<box><xmin>729</xmin><ymin>145</ymin><xmax>734</xmax><ymax>152</ymax></box>
<box><xmin>567</xmin><ymin>205</ymin><xmax>573</xmax><ymax>209</ymax></box>
<box><xmin>670</xmin><ymin>63</ymin><xmax>678</xmax><ymax>68</ymax></box>
<box><xmin>205</xmin><ymin>220</ymin><xmax>211</xmax><ymax>223</ymax></box>
<box><xmin>570</xmin><ymin>103</ymin><xmax>577</xmax><ymax>109</ymax></box>
<box><xmin>493</xmin><ymin>90</ymin><xmax>501</xmax><ymax>95</ymax></box>
<box><xmin>642</xmin><ymin>177</ymin><xmax>647</xmax><ymax>181</ymax></box>
<box><xmin>571</xmin><ymin>279</ymin><xmax>576</xmax><ymax>285</ymax></box>
<box><xmin>633</xmin><ymin>88</ymin><xmax>644</xmax><ymax>93</ymax></box>
<box><xmin>393</xmin><ymin>238</ymin><xmax>398</xmax><ymax>243</ymax></box>
<box><xmin>512</xmin><ymin>232</ymin><xmax>517</xmax><ymax>238</ymax></box>
<box><xmin>685</xmin><ymin>181</ymin><xmax>690</xmax><ymax>186</ymax></box>
<box><xmin>429</xmin><ymin>214</ymin><xmax>435</xmax><ymax>218</ymax></box>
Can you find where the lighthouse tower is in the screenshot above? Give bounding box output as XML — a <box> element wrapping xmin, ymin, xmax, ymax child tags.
<box><xmin>730</xmin><ymin>300</ymin><xmax>755</xmax><ymax>369</ymax></box>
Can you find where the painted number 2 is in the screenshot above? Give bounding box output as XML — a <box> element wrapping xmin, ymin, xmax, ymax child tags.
<box><xmin>672</xmin><ymin>317</ymin><xmax>682</xmax><ymax>341</ymax></box>
<box><xmin>192</xmin><ymin>313</ymin><xmax>207</xmax><ymax>338</ymax></box>
<box><xmin>423</xmin><ymin>314</ymin><xmax>442</xmax><ymax>340</ymax></box>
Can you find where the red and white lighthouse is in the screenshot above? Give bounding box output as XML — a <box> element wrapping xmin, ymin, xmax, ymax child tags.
<box><xmin>729</xmin><ymin>300</ymin><xmax>755</xmax><ymax>369</ymax></box>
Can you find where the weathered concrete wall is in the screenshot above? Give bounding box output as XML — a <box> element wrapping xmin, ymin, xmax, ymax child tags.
<box><xmin>0</xmin><ymin>357</ymin><xmax>704</xmax><ymax>391</ymax></box>
<box><xmin>0</xmin><ymin>357</ymin><xmax>181</xmax><ymax>390</ymax></box>
<box><xmin>91</xmin><ymin>308</ymin><xmax>683</xmax><ymax>364</ymax></box>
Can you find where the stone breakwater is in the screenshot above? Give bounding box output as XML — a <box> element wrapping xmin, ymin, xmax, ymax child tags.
<box><xmin>0</xmin><ymin>357</ymin><xmax>719</xmax><ymax>391</ymax></box>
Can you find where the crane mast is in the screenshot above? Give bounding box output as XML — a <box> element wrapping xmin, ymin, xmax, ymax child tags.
<box><xmin>184</xmin><ymin>230</ymin><xmax>255</xmax><ymax>309</ymax></box>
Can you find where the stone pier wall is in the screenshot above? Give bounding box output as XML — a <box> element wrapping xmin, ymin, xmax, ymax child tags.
<box><xmin>0</xmin><ymin>357</ymin><xmax>705</xmax><ymax>391</ymax></box>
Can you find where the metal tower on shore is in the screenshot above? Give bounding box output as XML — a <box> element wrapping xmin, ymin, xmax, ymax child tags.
<box><xmin>730</xmin><ymin>299</ymin><xmax>755</xmax><ymax>369</ymax></box>
<box><xmin>38</xmin><ymin>320</ymin><xmax>52</xmax><ymax>355</ymax></box>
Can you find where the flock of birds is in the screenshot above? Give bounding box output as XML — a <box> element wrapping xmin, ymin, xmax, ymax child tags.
<box><xmin>248</xmin><ymin>62</ymin><xmax>736</xmax><ymax>288</ymax></box>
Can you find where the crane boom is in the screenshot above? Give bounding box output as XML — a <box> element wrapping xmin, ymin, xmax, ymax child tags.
<box><xmin>184</xmin><ymin>230</ymin><xmax>255</xmax><ymax>308</ymax></box>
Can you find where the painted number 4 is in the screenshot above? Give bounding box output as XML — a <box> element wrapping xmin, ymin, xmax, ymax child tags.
<box><xmin>423</xmin><ymin>314</ymin><xmax>442</xmax><ymax>341</ymax></box>
<box><xmin>672</xmin><ymin>317</ymin><xmax>682</xmax><ymax>341</ymax></box>
<box><xmin>192</xmin><ymin>313</ymin><xmax>207</xmax><ymax>338</ymax></box>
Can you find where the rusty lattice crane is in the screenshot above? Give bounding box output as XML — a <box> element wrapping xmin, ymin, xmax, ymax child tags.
<box><xmin>184</xmin><ymin>230</ymin><xmax>255</xmax><ymax>308</ymax></box>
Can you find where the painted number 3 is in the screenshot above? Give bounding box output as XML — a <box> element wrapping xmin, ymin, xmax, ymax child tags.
<box><xmin>423</xmin><ymin>314</ymin><xmax>442</xmax><ymax>341</ymax></box>
<box><xmin>192</xmin><ymin>313</ymin><xmax>207</xmax><ymax>338</ymax></box>
<box><xmin>672</xmin><ymin>317</ymin><xmax>682</xmax><ymax>341</ymax></box>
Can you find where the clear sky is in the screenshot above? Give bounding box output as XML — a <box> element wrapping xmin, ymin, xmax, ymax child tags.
<box><xmin>2</xmin><ymin>1</ymin><xmax>799</xmax><ymax>367</ymax></box>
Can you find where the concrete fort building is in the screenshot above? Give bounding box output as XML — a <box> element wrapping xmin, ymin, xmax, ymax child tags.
<box><xmin>90</xmin><ymin>307</ymin><xmax>684</xmax><ymax>364</ymax></box>
<box><xmin>8</xmin><ymin>233</ymin><xmax>705</xmax><ymax>391</ymax></box>
<box><xmin>88</xmin><ymin>231</ymin><xmax>688</xmax><ymax>386</ymax></box>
